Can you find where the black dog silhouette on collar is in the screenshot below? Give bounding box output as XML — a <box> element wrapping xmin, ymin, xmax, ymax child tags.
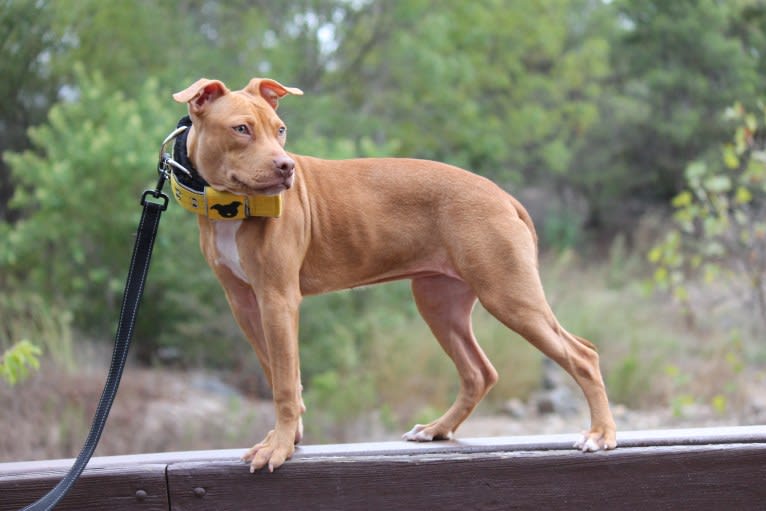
<box><xmin>211</xmin><ymin>201</ymin><xmax>242</xmax><ymax>218</ymax></box>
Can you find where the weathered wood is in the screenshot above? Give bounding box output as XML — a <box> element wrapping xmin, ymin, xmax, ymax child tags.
<box><xmin>2</xmin><ymin>426</ymin><xmax>765</xmax><ymax>511</ymax></box>
<box><xmin>168</xmin><ymin>444</ymin><xmax>766</xmax><ymax>511</ymax></box>
<box><xmin>0</xmin><ymin>462</ymin><xmax>168</xmax><ymax>511</ymax></box>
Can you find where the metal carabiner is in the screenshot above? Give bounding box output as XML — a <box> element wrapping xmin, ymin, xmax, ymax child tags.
<box><xmin>144</xmin><ymin>124</ymin><xmax>191</xmax><ymax>209</ymax></box>
<box><xmin>156</xmin><ymin>125</ymin><xmax>193</xmax><ymax>180</ymax></box>
<box><xmin>158</xmin><ymin>125</ymin><xmax>188</xmax><ymax>163</ymax></box>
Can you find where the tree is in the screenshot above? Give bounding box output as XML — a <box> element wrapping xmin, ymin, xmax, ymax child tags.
<box><xmin>0</xmin><ymin>0</ymin><xmax>64</xmax><ymax>222</ymax></box>
<box><xmin>0</xmin><ymin>67</ymin><xmax>235</xmax><ymax>360</ymax></box>
<box><xmin>312</xmin><ymin>0</ymin><xmax>616</xmax><ymax>187</ymax></box>
<box><xmin>608</xmin><ymin>0</ymin><xmax>762</xmax><ymax>211</ymax></box>
<box><xmin>649</xmin><ymin>101</ymin><xmax>766</xmax><ymax>333</ymax></box>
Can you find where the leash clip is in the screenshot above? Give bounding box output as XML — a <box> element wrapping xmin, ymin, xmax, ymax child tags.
<box><xmin>140</xmin><ymin>188</ymin><xmax>169</xmax><ymax>211</ymax></box>
<box><xmin>142</xmin><ymin>124</ymin><xmax>191</xmax><ymax>211</ymax></box>
<box><xmin>157</xmin><ymin>125</ymin><xmax>193</xmax><ymax>180</ymax></box>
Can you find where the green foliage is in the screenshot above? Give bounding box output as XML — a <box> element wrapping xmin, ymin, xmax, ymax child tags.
<box><xmin>3</xmin><ymin>66</ymin><xmax>168</xmax><ymax>328</ymax></box>
<box><xmin>299</xmin><ymin>283</ymin><xmax>417</xmax><ymax>381</ymax></box>
<box><xmin>323</xmin><ymin>0</ymin><xmax>616</xmax><ymax>188</ymax></box>
<box><xmin>605</xmin><ymin>345</ymin><xmax>647</xmax><ymax>409</ymax></box>
<box><xmin>0</xmin><ymin>289</ymin><xmax>74</xmax><ymax>369</ymax></box>
<box><xmin>0</xmin><ymin>0</ymin><xmax>63</xmax><ymax>221</ymax></box>
<box><xmin>542</xmin><ymin>208</ymin><xmax>584</xmax><ymax>253</ymax></box>
<box><xmin>0</xmin><ymin>65</ymin><xmax>238</xmax><ymax>362</ymax></box>
<box><xmin>663</xmin><ymin>329</ymin><xmax>745</xmax><ymax>418</ymax></box>
<box><xmin>612</xmin><ymin>0</ymin><xmax>761</xmax><ymax>200</ymax></box>
<box><xmin>649</xmin><ymin>101</ymin><xmax>766</xmax><ymax>330</ymax></box>
<box><xmin>571</xmin><ymin>0</ymin><xmax>765</xmax><ymax>230</ymax></box>
<box><xmin>303</xmin><ymin>370</ymin><xmax>376</xmax><ymax>442</ymax></box>
<box><xmin>0</xmin><ymin>340</ymin><xmax>42</xmax><ymax>386</ymax></box>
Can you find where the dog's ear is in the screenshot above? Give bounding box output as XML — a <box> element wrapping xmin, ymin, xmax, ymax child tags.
<box><xmin>173</xmin><ymin>78</ymin><xmax>230</xmax><ymax>115</ymax></box>
<box><xmin>246</xmin><ymin>78</ymin><xmax>303</xmax><ymax>110</ymax></box>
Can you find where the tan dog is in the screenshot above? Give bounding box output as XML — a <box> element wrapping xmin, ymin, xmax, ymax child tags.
<box><xmin>173</xmin><ymin>77</ymin><xmax>617</xmax><ymax>472</ymax></box>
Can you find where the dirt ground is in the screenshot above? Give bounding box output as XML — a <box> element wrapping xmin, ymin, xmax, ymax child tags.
<box><xmin>3</xmin><ymin>364</ymin><xmax>765</xmax><ymax>463</ymax></box>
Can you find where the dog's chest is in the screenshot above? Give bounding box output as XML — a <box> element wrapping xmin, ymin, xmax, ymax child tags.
<box><xmin>213</xmin><ymin>221</ymin><xmax>248</xmax><ymax>282</ymax></box>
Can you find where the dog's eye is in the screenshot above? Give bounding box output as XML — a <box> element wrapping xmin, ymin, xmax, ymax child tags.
<box><xmin>278</xmin><ymin>126</ymin><xmax>287</xmax><ymax>137</ymax></box>
<box><xmin>233</xmin><ymin>124</ymin><xmax>250</xmax><ymax>136</ymax></box>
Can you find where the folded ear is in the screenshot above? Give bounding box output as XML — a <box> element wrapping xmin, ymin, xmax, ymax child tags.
<box><xmin>172</xmin><ymin>78</ymin><xmax>230</xmax><ymax>115</ymax></box>
<box><xmin>245</xmin><ymin>78</ymin><xmax>303</xmax><ymax>110</ymax></box>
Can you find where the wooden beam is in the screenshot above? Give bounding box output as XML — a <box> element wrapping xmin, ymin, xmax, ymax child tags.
<box><xmin>0</xmin><ymin>462</ymin><xmax>168</xmax><ymax>511</ymax></box>
<box><xmin>2</xmin><ymin>426</ymin><xmax>765</xmax><ymax>511</ymax></box>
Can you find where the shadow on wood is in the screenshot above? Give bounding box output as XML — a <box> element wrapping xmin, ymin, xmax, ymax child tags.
<box><xmin>1</xmin><ymin>426</ymin><xmax>765</xmax><ymax>510</ymax></box>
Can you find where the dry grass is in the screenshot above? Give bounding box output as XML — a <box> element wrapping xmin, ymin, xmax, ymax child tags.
<box><xmin>0</xmin><ymin>365</ymin><xmax>274</xmax><ymax>462</ymax></box>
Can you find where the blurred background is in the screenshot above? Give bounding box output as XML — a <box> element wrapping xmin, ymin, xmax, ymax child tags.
<box><xmin>2</xmin><ymin>0</ymin><xmax>766</xmax><ymax>461</ymax></box>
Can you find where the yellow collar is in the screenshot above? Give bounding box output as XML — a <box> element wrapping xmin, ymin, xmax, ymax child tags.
<box><xmin>170</xmin><ymin>171</ymin><xmax>282</xmax><ymax>220</ymax></box>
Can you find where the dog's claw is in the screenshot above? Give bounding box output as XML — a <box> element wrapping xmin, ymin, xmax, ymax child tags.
<box><xmin>402</xmin><ymin>424</ymin><xmax>433</xmax><ymax>442</ymax></box>
<box><xmin>402</xmin><ymin>423</ymin><xmax>453</xmax><ymax>442</ymax></box>
<box><xmin>242</xmin><ymin>429</ymin><xmax>295</xmax><ymax>473</ymax></box>
<box><xmin>576</xmin><ymin>437</ymin><xmax>601</xmax><ymax>452</ymax></box>
<box><xmin>574</xmin><ymin>428</ymin><xmax>617</xmax><ymax>452</ymax></box>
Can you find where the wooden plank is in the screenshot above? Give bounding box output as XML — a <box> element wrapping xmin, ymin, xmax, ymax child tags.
<box><xmin>166</xmin><ymin>442</ymin><xmax>766</xmax><ymax>511</ymax></box>
<box><xmin>3</xmin><ymin>425</ymin><xmax>762</xmax><ymax>471</ymax></box>
<box><xmin>291</xmin><ymin>425</ymin><xmax>766</xmax><ymax>457</ymax></box>
<box><xmin>0</xmin><ymin>462</ymin><xmax>168</xmax><ymax>511</ymax></box>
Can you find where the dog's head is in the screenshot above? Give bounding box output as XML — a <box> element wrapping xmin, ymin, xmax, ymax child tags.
<box><xmin>173</xmin><ymin>78</ymin><xmax>303</xmax><ymax>196</ymax></box>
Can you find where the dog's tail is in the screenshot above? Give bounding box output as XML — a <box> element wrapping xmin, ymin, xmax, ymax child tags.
<box><xmin>510</xmin><ymin>195</ymin><xmax>538</xmax><ymax>255</ymax></box>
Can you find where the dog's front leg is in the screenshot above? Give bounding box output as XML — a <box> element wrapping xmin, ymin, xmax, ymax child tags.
<box><xmin>241</xmin><ymin>287</ymin><xmax>303</xmax><ymax>473</ymax></box>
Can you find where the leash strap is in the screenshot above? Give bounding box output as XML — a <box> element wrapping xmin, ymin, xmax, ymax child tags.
<box><xmin>21</xmin><ymin>192</ymin><xmax>167</xmax><ymax>511</ymax></box>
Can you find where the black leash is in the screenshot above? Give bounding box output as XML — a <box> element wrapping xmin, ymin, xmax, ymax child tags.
<box><xmin>19</xmin><ymin>126</ymin><xmax>185</xmax><ymax>511</ymax></box>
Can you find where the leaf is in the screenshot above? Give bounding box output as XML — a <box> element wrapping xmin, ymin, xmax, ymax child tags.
<box><xmin>722</xmin><ymin>145</ymin><xmax>739</xmax><ymax>169</ymax></box>
<box><xmin>735</xmin><ymin>127</ymin><xmax>748</xmax><ymax>154</ymax></box>
<box><xmin>711</xmin><ymin>394</ymin><xmax>727</xmax><ymax>414</ymax></box>
<box><xmin>0</xmin><ymin>340</ymin><xmax>42</xmax><ymax>386</ymax></box>
<box><xmin>647</xmin><ymin>246</ymin><xmax>662</xmax><ymax>264</ymax></box>
<box><xmin>685</xmin><ymin>161</ymin><xmax>707</xmax><ymax>180</ymax></box>
<box><xmin>673</xmin><ymin>285</ymin><xmax>689</xmax><ymax>302</ymax></box>
<box><xmin>672</xmin><ymin>190</ymin><xmax>693</xmax><ymax>208</ymax></box>
<box><xmin>653</xmin><ymin>266</ymin><xmax>668</xmax><ymax>285</ymax></box>
<box><xmin>735</xmin><ymin>186</ymin><xmax>753</xmax><ymax>204</ymax></box>
<box><xmin>703</xmin><ymin>175</ymin><xmax>731</xmax><ymax>193</ymax></box>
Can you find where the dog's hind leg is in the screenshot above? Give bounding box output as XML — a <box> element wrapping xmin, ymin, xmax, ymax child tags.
<box><xmin>404</xmin><ymin>275</ymin><xmax>498</xmax><ymax>441</ymax></box>
<box><xmin>468</xmin><ymin>219</ymin><xmax>617</xmax><ymax>451</ymax></box>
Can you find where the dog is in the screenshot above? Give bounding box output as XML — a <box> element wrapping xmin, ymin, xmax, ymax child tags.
<box><xmin>172</xmin><ymin>77</ymin><xmax>617</xmax><ymax>472</ymax></box>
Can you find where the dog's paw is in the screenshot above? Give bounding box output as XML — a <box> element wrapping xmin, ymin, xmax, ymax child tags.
<box><xmin>402</xmin><ymin>423</ymin><xmax>453</xmax><ymax>442</ymax></box>
<box><xmin>241</xmin><ymin>430</ymin><xmax>296</xmax><ymax>473</ymax></box>
<box><xmin>574</xmin><ymin>426</ymin><xmax>617</xmax><ymax>452</ymax></box>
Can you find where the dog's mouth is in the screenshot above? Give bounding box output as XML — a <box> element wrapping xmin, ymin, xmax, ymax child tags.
<box><xmin>230</xmin><ymin>174</ymin><xmax>293</xmax><ymax>196</ymax></box>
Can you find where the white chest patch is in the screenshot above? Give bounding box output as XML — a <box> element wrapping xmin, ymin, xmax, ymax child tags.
<box><xmin>214</xmin><ymin>221</ymin><xmax>248</xmax><ymax>282</ymax></box>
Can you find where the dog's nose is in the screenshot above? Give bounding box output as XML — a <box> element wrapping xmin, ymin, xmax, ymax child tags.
<box><xmin>275</xmin><ymin>156</ymin><xmax>295</xmax><ymax>178</ymax></box>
